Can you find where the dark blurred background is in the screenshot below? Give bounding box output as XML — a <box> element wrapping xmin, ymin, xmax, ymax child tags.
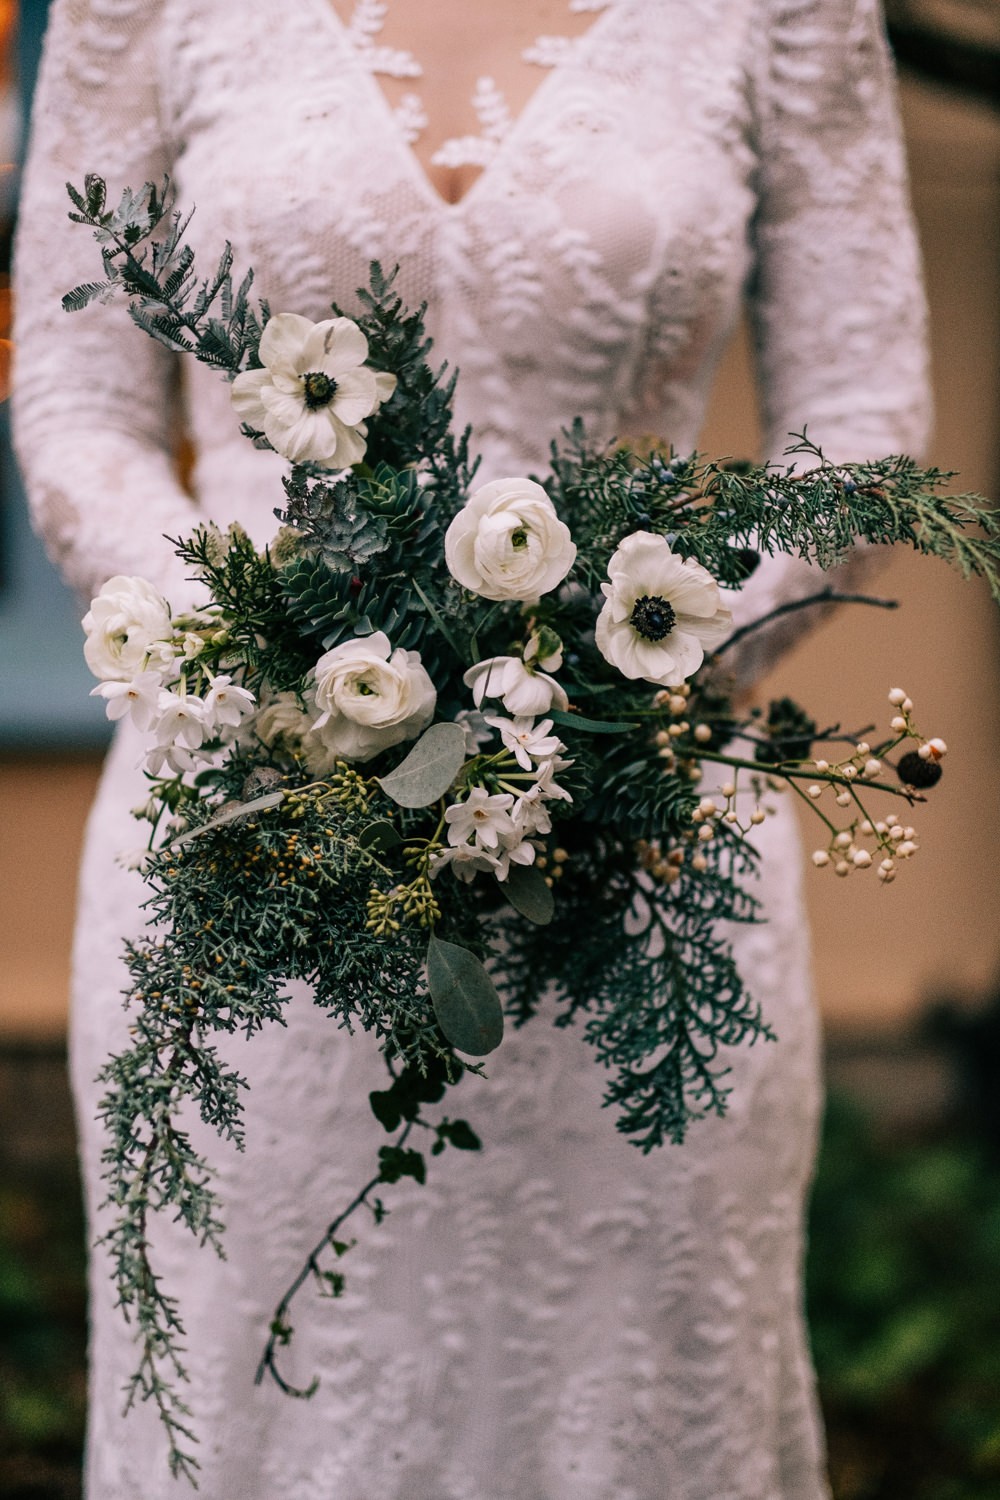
<box><xmin>1</xmin><ymin>2</ymin><xmax>999</xmax><ymax>1496</ymax></box>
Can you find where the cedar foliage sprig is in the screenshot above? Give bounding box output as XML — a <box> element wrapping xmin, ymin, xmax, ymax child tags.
<box><xmin>99</xmin><ymin>756</ymin><xmax>484</xmax><ymax>1478</ymax></box>
<box><xmin>550</xmin><ymin>422</ymin><xmax>1000</xmax><ymax>598</ymax></box>
<box><xmin>64</xmin><ymin>175</ymin><xmax>267</xmax><ymax>373</ymax></box>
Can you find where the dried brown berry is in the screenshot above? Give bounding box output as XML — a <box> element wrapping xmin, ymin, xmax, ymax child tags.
<box><xmin>896</xmin><ymin>751</ymin><xmax>942</xmax><ymax>788</ymax></box>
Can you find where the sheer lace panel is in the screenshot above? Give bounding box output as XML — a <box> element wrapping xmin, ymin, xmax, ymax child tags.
<box><xmin>328</xmin><ymin>0</ymin><xmax>614</xmax><ymax>203</ymax></box>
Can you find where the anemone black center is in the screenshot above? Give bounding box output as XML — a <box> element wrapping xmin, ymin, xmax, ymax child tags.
<box><xmin>630</xmin><ymin>594</ymin><xmax>676</xmax><ymax>641</ymax></box>
<box><xmin>302</xmin><ymin>371</ymin><xmax>338</xmax><ymax>410</ymax></box>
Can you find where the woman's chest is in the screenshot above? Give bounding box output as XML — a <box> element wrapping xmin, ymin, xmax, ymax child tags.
<box><xmin>164</xmin><ymin>0</ymin><xmax>760</xmax><ymax>453</ymax></box>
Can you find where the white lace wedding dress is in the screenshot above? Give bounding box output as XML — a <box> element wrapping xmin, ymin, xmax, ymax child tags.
<box><xmin>13</xmin><ymin>1</ymin><xmax>929</xmax><ymax>1495</ymax></box>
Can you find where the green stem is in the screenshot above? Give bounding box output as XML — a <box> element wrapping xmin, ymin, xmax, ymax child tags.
<box><xmin>681</xmin><ymin>745</ymin><xmax>923</xmax><ymax>803</ymax></box>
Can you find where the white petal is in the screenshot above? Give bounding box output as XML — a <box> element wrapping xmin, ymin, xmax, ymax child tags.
<box><xmin>329</xmin><ymin>367</ymin><xmax>379</xmax><ymax>426</ymax></box>
<box><xmin>263</xmin><ymin>407</ymin><xmax>337</xmax><ymax>464</ymax></box>
<box><xmin>230</xmin><ymin>368</ymin><xmax>270</xmax><ymax>422</ymax></box>
<box><xmin>308</xmin><ymin>317</ymin><xmax>369</xmax><ymax>377</ymax></box>
<box><xmin>259</xmin><ymin>313</ymin><xmax>316</xmax><ymax>369</ymax></box>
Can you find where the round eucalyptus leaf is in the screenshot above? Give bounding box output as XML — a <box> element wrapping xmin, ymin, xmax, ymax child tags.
<box><xmin>426</xmin><ymin>934</ymin><xmax>504</xmax><ymax>1056</ymax></box>
<box><xmin>503</xmin><ymin>864</ymin><xmax>555</xmax><ymax>925</ymax></box>
<box><xmin>377</xmin><ymin>722</ymin><xmax>467</xmax><ymax>808</ymax></box>
<box><xmin>357</xmin><ymin>819</ymin><xmax>404</xmax><ymax>853</ymax></box>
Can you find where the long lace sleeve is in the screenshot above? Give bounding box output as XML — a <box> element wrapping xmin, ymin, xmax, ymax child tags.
<box><xmin>11</xmin><ymin>0</ymin><xmax>200</xmax><ymax>609</ymax></box>
<box><xmin>728</xmin><ymin>0</ymin><xmax>932</xmax><ymax>683</ymax></box>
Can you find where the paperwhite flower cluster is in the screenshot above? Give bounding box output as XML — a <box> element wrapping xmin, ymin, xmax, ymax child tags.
<box><xmin>84</xmin><ymin>576</ymin><xmax>256</xmax><ymax>776</ymax></box>
<box><xmin>430</xmin><ymin>714</ymin><xmax>573</xmax><ymax>885</ymax></box>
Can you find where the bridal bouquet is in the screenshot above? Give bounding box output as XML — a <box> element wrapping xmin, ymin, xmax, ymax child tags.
<box><xmin>66</xmin><ymin>176</ymin><xmax>1000</xmax><ymax>1481</ymax></box>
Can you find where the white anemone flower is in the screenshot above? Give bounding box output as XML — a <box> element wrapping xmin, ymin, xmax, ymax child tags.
<box><xmin>595</xmin><ymin>532</ymin><xmax>732</xmax><ymax>685</ymax></box>
<box><xmin>231</xmin><ymin>313</ymin><xmax>396</xmax><ymax>467</ymax></box>
<box><xmin>464</xmin><ymin>655</ymin><xmax>568</xmax><ymax>717</ymax></box>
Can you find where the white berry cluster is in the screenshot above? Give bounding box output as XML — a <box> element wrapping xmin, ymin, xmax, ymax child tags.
<box><xmin>807</xmin><ymin>687</ymin><xmax>946</xmax><ymax>882</ymax></box>
<box><xmin>651</xmin><ymin>682</ymin><xmax>706</xmax><ymax>782</ymax></box>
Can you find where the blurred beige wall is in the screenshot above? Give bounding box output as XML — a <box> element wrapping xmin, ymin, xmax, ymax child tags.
<box><xmin>1</xmin><ymin>68</ymin><xmax>998</xmax><ymax>1041</ymax></box>
<box><xmin>700</xmin><ymin>72</ymin><xmax>1000</xmax><ymax>1029</ymax></box>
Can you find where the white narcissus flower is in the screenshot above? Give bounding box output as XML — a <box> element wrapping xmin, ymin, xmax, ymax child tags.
<box><xmin>464</xmin><ymin>655</ymin><xmax>568</xmax><ymax>717</ymax></box>
<box><xmin>444</xmin><ymin>477</ymin><xmax>576</xmax><ymax>602</ymax></box>
<box><xmin>490</xmin><ymin>834</ymin><xmax>536</xmax><ymax>880</ymax></box>
<box><xmin>595</xmin><ymin>533</ymin><xmax>732</xmax><ymax>686</ymax></box>
<box><xmin>144</xmin><ymin>689</ymin><xmax>208</xmax><ymax>776</ymax></box>
<box><xmin>510</xmin><ymin>785</ymin><xmax>554</xmax><ymax>837</ymax></box>
<box><xmin>309</xmin><ymin>630</ymin><xmax>436</xmax><ymax>764</ymax></box>
<box><xmin>444</xmin><ymin>787</ymin><xmax>517</xmax><ymax>851</ymax></box>
<box><xmin>231</xmin><ymin>313</ymin><xmax>396</xmax><ymax>467</ymax></box>
<box><xmin>483</xmin><ymin>715</ymin><xmax>564</xmax><ymax>772</ymax></box>
<box><xmin>532</xmin><ymin>754</ymin><xmax>575</xmax><ymax>804</ymax></box>
<box><xmin>428</xmin><ymin>844</ymin><xmax>504</xmax><ymax>884</ymax></box>
<box><xmin>83</xmin><ymin>575</ymin><xmax>173</xmax><ymax>681</ymax></box>
<box><xmin>202</xmin><ymin>674</ymin><xmax>256</xmax><ymax>734</ymax></box>
<box><xmin>90</xmin><ymin>670</ymin><xmax>164</xmax><ymax>731</ymax></box>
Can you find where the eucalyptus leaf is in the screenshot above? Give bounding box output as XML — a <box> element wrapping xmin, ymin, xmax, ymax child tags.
<box><xmin>426</xmin><ymin>934</ymin><xmax>504</xmax><ymax>1057</ymax></box>
<box><xmin>169</xmin><ymin>790</ymin><xmax>284</xmax><ymax>847</ymax></box>
<box><xmin>503</xmin><ymin>864</ymin><xmax>555</xmax><ymax>925</ymax></box>
<box><xmin>548</xmin><ymin>708</ymin><xmax>638</xmax><ymax>734</ymax></box>
<box><xmin>358</xmin><ymin>820</ymin><xmax>403</xmax><ymax>853</ymax></box>
<box><xmin>377</xmin><ymin>722</ymin><xmax>467</xmax><ymax>808</ymax></box>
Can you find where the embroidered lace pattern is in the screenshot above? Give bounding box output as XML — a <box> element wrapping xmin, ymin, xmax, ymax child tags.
<box><xmin>12</xmin><ymin>1</ymin><xmax>929</xmax><ymax>1495</ymax></box>
<box><xmin>339</xmin><ymin>0</ymin><xmax>616</xmax><ymax>172</ymax></box>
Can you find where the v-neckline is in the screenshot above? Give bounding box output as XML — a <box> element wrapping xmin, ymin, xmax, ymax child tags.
<box><xmin>309</xmin><ymin>0</ymin><xmax>620</xmax><ymax>214</ymax></box>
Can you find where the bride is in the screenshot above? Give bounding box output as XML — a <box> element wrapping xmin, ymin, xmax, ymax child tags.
<box><xmin>13</xmin><ymin>1</ymin><xmax>929</xmax><ymax>1496</ymax></box>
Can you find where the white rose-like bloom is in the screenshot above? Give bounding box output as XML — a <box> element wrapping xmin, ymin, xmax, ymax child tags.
<box><xmin>595</xmin><ymin>533</ymin><xmax>732</xmax><ymax>685</ymax></box>
<box><xmin>82</xmin><ymin>575</ymin><xmax>173</xmax><ymax>681</ymax></box>
<box><xmin>309</xmin><ymin>631</ymin><xmax>436</xmax><ymax>763</ymax></box>
<box><xmin>464</xmin><ymin>655</ymin><xmax>569</xmax><ymax>717</ymax></box>
<box><xmin>231</xmin><ymin>313</ymin><xmax>396</xmax><ymax>467</ymax></box>
<box><xmin>444</xmin><ymin>477</ymin><xmax>576</xmax><ymax>602</ymax></box>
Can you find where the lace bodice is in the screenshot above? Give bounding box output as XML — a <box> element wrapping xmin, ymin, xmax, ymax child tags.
<box><xmin>14</xmin><ymin>0</ymin><xmax>928</xmax><ymax>608</ymax></box>
<box><xmin>12</xmin><ymin>3</ymin><xmax>929</xmax><ymax>1497</ymax></box>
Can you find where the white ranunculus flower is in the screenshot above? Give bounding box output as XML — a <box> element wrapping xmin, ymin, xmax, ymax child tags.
<box><xmin>444</xmin><ymin>477</ymin><xmax>576</xmax><ymax>602</ymax></box>
<box><xmin>245</xmin><ymin>691</ymin><xmax>336</xmax><ymax>774</ymax></box>
<box><xmin>464</xmin><ymin>655</ymin><xmax>569</xmax><ymax>717</ymax></box>
<box><xmin>83</xmin><ymin>575</ymin><xmax>173</xmax><ymax>681</ymax></box>
<box><xmin>249</xmin><ymin>690</ymin><xmax>313</xmax><ymax>749</ymax></box>
<box><xmin>231</xmin><ymin>313</ymin><xmax>396</xmax><ymax>467</ymax></box>
<box><xmin>595</xmin><ymin>532</ymin><xmax>732</xmax><ymax>686</ymax></box>
<box><xmin>309</xmin><ymin>630</ymin><xmax>436</xmax><ymax>763</ymax></box>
